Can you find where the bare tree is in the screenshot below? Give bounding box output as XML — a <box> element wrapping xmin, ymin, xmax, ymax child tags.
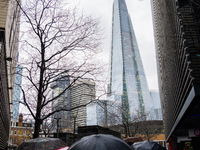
<box><xmin>15</xmin><ymin>0</ymin><xmax>104</xmax><ymax>138</ymax></box>
<box><xmin>41</xmin><ymin>118</ymin><xmax>56</xmax><ymax>137</ymax></box>
<box><xmin>105</xmin><ymin>101</ymin><xmax>143</xmax><ymax>138</ymax></box>
<box><xmin>139</xmin><ymin>120</ymin><xmax>158</xmax><ymax>141</ymax></box>
<box><xmin>106</xmin><ymin>102</ymin><xmax>159</xmax><ymax>138</ymax></box>
<box><xmin>129</xmin><ymin>115</ymin><xmax>143</xmax><ymax>137</ymax></box>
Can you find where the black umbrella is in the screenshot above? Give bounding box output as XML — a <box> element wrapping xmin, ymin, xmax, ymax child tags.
<box><xmin>17</xmin><ymin>137</ymin><xmax>68</xmax><ymax>150</ymax></box>
<box><xmin>131</xmin><ymin>141</ymin><xmax>166</xmax><ymax>150</ymax></box>
<box><xmin>68</xmin><ymin>134</ymin><xmax>132</xmax><ymax>150</ymax></box>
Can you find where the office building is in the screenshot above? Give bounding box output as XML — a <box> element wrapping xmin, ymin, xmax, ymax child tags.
<box><xmin>70</xmin><ymin>80</ymin><xmax>95</xmax><ymax>127</ymax></box>
<box><xmin>87</xmin><ymin>100</ymin><xmax>108</xmax><ymax>126</ymax></box>
<box><xmin>108</xmin><ymin>0</ymin><xmax>153</xmax><ymax>121</ymax></box>
<box><xmin>51</xmin><ymin>76</ymin><xmax>71</xmax><ymax>130</ymax></box>
<box><xmin>86</xmin><ymin>102</ymin><xmax>98</xmax><ymax>126</ymax></box>
<box><xmin>0</xmin><ymin>0</ymin><xmax>20</xmax><ymax>149</ymax></box>
<box><xmin>12</xmin><ymin>65</ymin><xmax>23</xmax><ymax>121</ymax></box>
<box><xmin>150</xmin><ymin>90</ymin><xmax>162</xmax><ymax>120</ymax></box>
<box><xmin>151</xmin><ymin>0</ymin><xmax>200</xmax><ymax>149</ymax></box>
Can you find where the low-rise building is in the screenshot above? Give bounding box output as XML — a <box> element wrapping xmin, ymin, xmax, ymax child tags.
<box><xmin>9</xmin><ymin>114</ymin><xmax>33</xmax><ymax>147</ymax></box>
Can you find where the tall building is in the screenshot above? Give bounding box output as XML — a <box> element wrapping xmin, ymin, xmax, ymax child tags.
<box><xmin>151</xmin><ymin>0</ymin><xmax>200</xmax><ymax>149</ymax></box>
<box><xmin>149</xmin><ymin>90</ymin><xmax>162</xmax><ymax>120</ymax></box>
<box><xmin>51</xmin><ymin>76</ymin><xmax>71</xmax><ymax>130</ymax></box>
<box><xmin>0</xmin><ymin>0</ymin><xmax>20</xmax><ymax>149</ymax></box>
<box><xmin>108</xmin><ymin>0</ymin><xmax>153</xmax><ymax>121</ymax></box>
<box><xmin>12</xmin><ymin>65</ymin><xmax>23</xmax><ymax>121</ymax></box>
<box><xmin>70</xmin><ymin>80</ymin><xmax>95</xmax><ymax>127</ymax></box>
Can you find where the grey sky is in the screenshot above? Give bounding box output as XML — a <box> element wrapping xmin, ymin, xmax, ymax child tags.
<box><xmin>74</xmin><ymin>0</ymin><xmax>159</xmax><ymax>91</ymax></box>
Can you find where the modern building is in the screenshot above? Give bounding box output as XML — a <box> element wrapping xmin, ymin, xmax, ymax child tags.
<box><xmin>70</xmin><ymin>80</ymin><xmax>95</xmax><ymax>127</ymax></box>
<box><xmin>51</xmin><ymin>76</ymin><xmax>71</xmax><ymax>131</ymax></box>
<box><xmin>9</xmin><ymin>114</ymin><xmax>33</xmax><ymax>147</ymax></box>
<box><xmin>0</xmin><ymin>0</ymin><xmax>20</xmax><ymax>149</ymax></box>
<box><xmin>86</xmin><ymin>102</ymin><xmax>98</xmax><ymax>126</ymax></box>
<box><xmin>87</xmin><ymin>100</ymin><xmax>108</xmax><ymax>126</ymax></box>
<box><xmin>12</xmin><ymin>65</ymin><xmax>23</xmax><ymax>121</ymax></box>
<box><xmin>151</xmin><ymin>0</ymin><xmax>200</xmax><ymax>149</ymax></box>
<box><xmin>108</xmin><ymin>0</ymin><xmax>153</xmax><ymax>121</ymax></box>
<box><xmin>150</xmin><ymin>90</ymin><xmax>162</xmax><ymax>120</ymax></box>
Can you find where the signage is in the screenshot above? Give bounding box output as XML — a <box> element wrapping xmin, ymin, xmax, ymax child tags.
<box><xmin>188</xmin><ymin>129</ymin><xmax>200</xmax><ymax>137</ymax></box>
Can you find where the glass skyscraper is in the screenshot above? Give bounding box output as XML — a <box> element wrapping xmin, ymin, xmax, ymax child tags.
<box><xmin>108</xmin><ymin>0</ymin><xmax>153</xmax><ymax>121</ymax></box>
<box><xmin>12</xmin><ymin>65</ymin><xmax>23</xmax><ymax>121</ymax></box>
<box><xmin>150</xmin><ymin>90</ymin><xmax>162</xmax><ymax>120</ymax></box>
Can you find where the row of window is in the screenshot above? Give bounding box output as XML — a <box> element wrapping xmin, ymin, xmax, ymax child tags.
<box><xmin>9</xmin><ymin>138</ymin><xmax>26</xmax><ymax>145</ymax></box>
<box><xmin>10</xmin><ymin>130</ymin><xmax>31</xmax><ymax>136</ymax></box>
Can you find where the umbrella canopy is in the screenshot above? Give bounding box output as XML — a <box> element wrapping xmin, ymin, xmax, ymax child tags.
<box><xmin>56</xmin><ymin>146</ymin><xmax>69</xmax><ymax>150</ymax></box>
<box><xmin>17</xmin><ymin>137</ymin><xmax>68</xmax><ymax>150</ymax></box>
<box><xmin>131</xmin><ymin>141</ymin><xmax>166</xmax><ymax>150</ymax></box>
<box><xmin>124</xmin><ymin>137</ymin><xmax>143</xmax><ymax>146</ymax></box>
<box><xmin>68</xmin><ymin>134</ymin><xmax>132</xmax><ymax>150</ymax></box>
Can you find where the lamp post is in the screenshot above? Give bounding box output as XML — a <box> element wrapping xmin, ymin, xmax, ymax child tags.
<box><xmin>54</xmin><ymin>117</ymin><xmax>61</xmax><ymax>138</ymax></box>
<box><xmin>73</xmin><ymin>115</ymin><xmax>77</xmax><ymax>143</ymax></box>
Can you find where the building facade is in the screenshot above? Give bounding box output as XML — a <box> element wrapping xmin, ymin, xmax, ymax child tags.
<box><xmin>0</xmin><ymin>0</ymin><xmax>20</xmax><ymax>149</ymax></box>
<box><xmin>9</xmin><ymin>114</ymin><xmax>33</xmax><ymax>147</ymax></box>
<box><xmin>150</xmin><ymin>90</ymin><xmax>162</xmax><ymax>120</ymax></box>
<box><xmin>87</xmin><ymin>100</ymin><xmax>108</xmax><ymax>126</ymax></box>
<box><xmin>86</xmin><ymin>102</ymin><xmax>97</xmax><ymax>126</ymax></box>
<box><xmin>12</xmin><ymin>65</ymin><xmax>23</xmax><ymax>121</ymax></box>
<box><xmin>108</xmin><ymin>0</ymin><xmax>153</xmax><ymax>121</ymax></box>
<box><xmin>151</xmin><ymin>0</ymin><xmax>200</xmax><ymax>149</ymax></box>
<box><xmin>51</xmin><ymin>76</ymin><xmax>71</xmax><ymax>130</ymax></box>
<box><xmin>70</xmin><ymin>80</ymin><xmax>95</xmax><ymax>127</ymax></box>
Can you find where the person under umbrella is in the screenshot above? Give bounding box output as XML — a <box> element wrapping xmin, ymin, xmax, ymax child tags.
<box><xmin>17</xmin><ymin>137</ymin><xmax>68</xmax><ymax>150</ymax></box>
<box><xmin>131</xmin><ymin>141</ymin><xmax>166</xmax><ymax>150</ymax></box>
<box><xmin>68</xmin><ymin>134</ymin><xmax>132</xmax><ymax>150</ymax></box>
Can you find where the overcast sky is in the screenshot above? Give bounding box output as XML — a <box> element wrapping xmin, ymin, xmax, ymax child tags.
<box><xmin>73</xmin><ymin>0</ymin><xmax>159</xmax><ymax>90</ymax></box>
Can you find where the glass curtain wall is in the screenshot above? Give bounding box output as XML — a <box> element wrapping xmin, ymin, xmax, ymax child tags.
<box><xmin>108</xmin><ymin>0</ymin><xmax>153</xmax><ymax>121</ymax></box>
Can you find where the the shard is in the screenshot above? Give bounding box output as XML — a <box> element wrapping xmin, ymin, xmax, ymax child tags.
<box><xmin>108</xmin><ymin>0</ymin><xmax>153</xmax><ymax>121</ymax></box>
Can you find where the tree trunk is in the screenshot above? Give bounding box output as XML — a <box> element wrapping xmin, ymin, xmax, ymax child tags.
<box><xmin>33</xmin><ymin>44</ymin><xmax>45</xmax><ymax>138</ymax></box>
<box><xmin>33</xmin><ymin>119</ymin><xmax>41</xmax><ymax>138</ymax></box>
<box><xmin>44</xmin><ymin>130</ymin><xmax>47</xmax><ymax>137</ymax></box>
<box><xmin>147</xmin><ymin>132</ymin><xmax>150</xmax><ymax>141</ymax></box>
<box><xmin>124</xmin><ymin>125</ymin><xmax>128</xmax><ymax>138</ymax></box>
<box><xmin>127</xmin><ymin>125</ymin><xmax>131</xmax><ymax>137</ymax></box>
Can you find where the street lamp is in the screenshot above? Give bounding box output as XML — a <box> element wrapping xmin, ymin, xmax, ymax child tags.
<box><xmin>54</xmin><ymin>116</ymin><xmax>61</xmax><ymax>138</ymax></box>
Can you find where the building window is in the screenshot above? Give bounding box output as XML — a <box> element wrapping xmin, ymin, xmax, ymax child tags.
<box><xmin>9</xmin><ymin>138</ymin><xmax>12</xmax><ymax>144</ymax></box>
<box><xmin>14</xmin><ymin>130</ymin><xmax>17</xmax><ymax>135</ymax></box>
<box><xmin>13</xmin><ymin>139</ymin><xmax>17</xmax><ymax>144</ymax></box>
<box><xmin>10</xmin><ymin>130</ymin><xmax>13</xmax><ymax>135</ymax></box>
<box><xmin>12</xmin><ymin>122</ymin><xmax>16</xmax><ymax>127</ymax></box>
<box><xmin>23</xmin><ymin>131</ymin><xmax>26</xmax><ymax>135</ymax></box>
